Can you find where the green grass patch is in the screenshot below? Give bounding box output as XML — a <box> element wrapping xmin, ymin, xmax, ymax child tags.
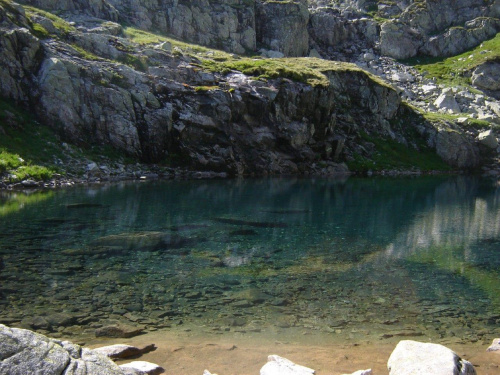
<box><xmin>404</xmin><ymin>32</ymin><xmax>500</xmax><ymax>85</ymax></box>
<box><xmin>422</xmin><ymin>111</ymin><xmax>499</xmax><ymax>131</ymax></box>
<box><xmin>0</xmin><ymin>98</ymin><xmax>62</xmax><ymax>181</ymax></box>
<box><xmin>23</xmin><ymin>5</ymin><xmax>75</xmax><ymax>36</ymax></box>
<box><xmin>123</xmin><ymin>26</ymin><xmax>234</xmax><ymax>60</ymax></box>
<box><xmin>347</xmin><ymin>132</ymin><xmax>451</xmax><ymax>172</ymax></box>
<box><xmin>203</xmin><ymin>57</ymin><xmax>384</xmax><ymax>88</ymax></box>
<box><xmin>70</xmin><ymin>44</ymin><xmax>101</xmax><ymax>61</ymax></box>
<box><xmin>194</xmin><ymin>85</ymin><xmax>220</xmax><ymax>92</ymax></box>
<box><xmin>0</xmin><ymin>150</ymin><xmax>23</xmax><ymax>173</ymax></box>
<box><xmin>6</xmin><ymin>165</ymin><xmax>54</xmax><ymax>182</ymax></box>
<box><xmin>31</xmin><ymin>22</ymin><xmax>50</xmax><ymax>39</ymax></box>
<box><xmin>117</xmin><ymin>53</ymin><xmax>149</xmax><ymax>72</ymax></box>
<box><xmin>123</xmin><ymin>26</ymin><xmax>390</xmax><ymax>90</ymax></box>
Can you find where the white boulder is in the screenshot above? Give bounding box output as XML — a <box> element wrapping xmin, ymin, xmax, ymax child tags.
<box><xmin>388</xmin><ymin>340</ymin><xmax>476</xmax><ymax>375</ymax></box>
<box><xmin>260</xmin><ymin>355</ymin><xmax>315</xmax><ymax>375</ymax></box>
<box><xmin>119</xmin><ymin>361</ymin><xmax>164</xmax><ymax>375</ymax></box>
<box><xmin>487</xmin><ymin>338</ymin><xmax>500</xmax><ymax>352</ymax></box>
<box><xmin>477</xmin><ymin>129</ymin><xmax>498</xmax><ymax>149</ymax></box>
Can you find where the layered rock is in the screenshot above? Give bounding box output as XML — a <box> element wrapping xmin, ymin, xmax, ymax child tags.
<box><xmin>0</xmin><ymin>1</ymin><xmax>486</xmax><ymax>174</ymax></box>
<box><xmin>380</xmin><ymin>0</ymin><xmax>500</xmax><ymax>59</ymax></box>
<box><xmin>256</xmin><ymin>0</ymin><xmax>309</xmax><ymax>57</ymax></box>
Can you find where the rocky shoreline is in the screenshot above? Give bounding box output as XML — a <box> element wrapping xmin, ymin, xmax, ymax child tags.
<box><xmin>1</xmin><ymin>323</ymin><xmax>499</xmax><ymax>374</ymax></box>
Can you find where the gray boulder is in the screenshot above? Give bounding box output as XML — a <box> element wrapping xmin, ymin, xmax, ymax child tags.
<box><xmin>435</xmin><ymin>128</ymin><xmax>480</xmax><ymax>169</ymax></box>
<box><xmin>0</xmin><ymin>324</ymin><xmax>124</xmax><ymax>375</ymax></box>
<box><xmin>472</xmin><ymin>61</ymin><xmax>500</xmax><ymax>91</ymax></box>
<box><xmin>93</xmin><ymin>344</ymin><xmax>156</xmax><ymax>359</ymax></box>
<box><xmin>387</xmin><ymin>340</ymin><xmax>476</xmax><ymax>375</ymax></box>
<box><xmin>256</xmin><ymin>0</ymin><xmax>309</xmax><ymax>57</ymax></box>
<box><xmin>380</xmin><ymin>22</ymin><xmax>422</xmax><ymax>60</ymax></box>
<box><xmin>434</xmin><ymin>90</ymin><xmax>461</xmax><ymax>114</ymax></box>
<box><xmin>422</xmin><ymin>18</ymin><xmax>500</xmax><ymax>57</ymax></box>
<box><xmin>477</xmin><ymin>129</ymin><xmax>498</xmax><ymax>149</ymax></box>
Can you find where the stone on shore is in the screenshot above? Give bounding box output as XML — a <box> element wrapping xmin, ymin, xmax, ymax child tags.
<box><xmin>93</xmin><ymin>343</ymin><xmax>156</xmax><ymax>359</ymax></box>
<box><xmin>260</xmin><ymin>355</ymin><xmax>315</xmax><ymax>375</ymax></box>
<box><xmin>388</xmin><ymin>340</ymin><xmax>476</xmax><ymax>375</ymax></box>
<box><xmin>119</xmin><ymin>361</ymin><xmax>164</xmax><ymax>375</ymax></box>
<box><xmin>487</xmin><ymin>338</ymin><xmax>500</xmax><ymax>352</ymax></box>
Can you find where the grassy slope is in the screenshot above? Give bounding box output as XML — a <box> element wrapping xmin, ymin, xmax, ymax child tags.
<box><xmin>405</xmin><ymin>32</ymin><xmax>500</xmax><ymax>86</ymax></box>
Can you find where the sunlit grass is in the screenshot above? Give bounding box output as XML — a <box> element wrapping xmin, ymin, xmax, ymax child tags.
<box><xmin>405</xmin><ymin>32</ymin><xmax>500</xmax><ymax>85</ymax></box>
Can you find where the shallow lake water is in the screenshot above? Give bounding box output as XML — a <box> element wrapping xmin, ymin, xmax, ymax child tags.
<box><xmin>1</xmin><ymin>176</ymin><xmax>500</xmax><ymax>366</ymax></box>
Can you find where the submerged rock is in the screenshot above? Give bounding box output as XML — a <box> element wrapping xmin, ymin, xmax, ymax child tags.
<box><xmin>91</xmin><ymin>232</ymin><xmax>190</xmax><ymax>251</ymax></box>
<box><xmin>93</xmin><ymin>344</ymin><xmax>156</xmax><ymax>359</ymax></box>
<box><xmin>66</xmin><ymin>203</ymin><xmax>105</xmax><ymax>208</ymax></box>
<box><xmin>213</xmin><ymin>217</ymin><xmax>288</xmax><ymax>228</ymax></box>
<box><xmin>95</xmin><ymin>324</ymin><xmax>145</xmax><ymax>338</ymax></box>
<box><xmin>387</xmin><ymin>340</ymin><xmax>476</xmax><ymax>375</ymax></box>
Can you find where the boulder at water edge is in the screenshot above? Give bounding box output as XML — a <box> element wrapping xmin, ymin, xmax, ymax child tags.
<box><xmin>260</xmin><ymin>355</ymin><xmax>315</xmax><ymax>375</ymax></box>
<box><xmin>487</xmin><ymin>338</ymin><xmax>500</xmax><ymax>352</ymax></box>
<box><xmin>0</xmin><ymin>324</ymin><xmax>164</xmax><ymax>375</ymax></box>
<box><xmin>0</xmin><ymin>324</ymin><xmax>123</xmax><ymax>375</ymax></box>
<box><xmin>387</xmin><ymin>340</ymin><xmax>476</xmax><ymax>375</ymax></box>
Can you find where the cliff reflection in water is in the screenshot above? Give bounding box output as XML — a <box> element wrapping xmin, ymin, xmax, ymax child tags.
<box><xmin>386</xmin><ymin>177</ymin><xmax>500</xmax><ymax>257</ymax></box>
<box><xmin>0</xmin><ymin>176</ymin><xmax>499</xmax><ymax>343</ymax></box>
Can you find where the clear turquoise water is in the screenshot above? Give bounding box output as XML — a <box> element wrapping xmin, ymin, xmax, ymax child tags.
<box><xmin>0</xmin><ymin>176</ymin><xmax>499</xmax><ymax>343</ymax></box>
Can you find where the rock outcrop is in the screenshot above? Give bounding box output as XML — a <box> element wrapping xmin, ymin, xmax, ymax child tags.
<box><xmin>14</xmin><ymin>0</ymin><xmax>499</xmax><ymax>60</ymax></box>
<box><xmin>256</xmin><ymin>0</ymin><xmax>310</xmax><ymax>57</ymax></box>
<box><xmin>379</xmin><ymin>0</ymin><xmax>500</xmax><ymax>59</ymax></box>
<box><xmin>1</xmin><ymin>0</ymin><xmax>494</xmax><ymax>176</ymax></box>
<box><xmin>3</xmin><ymin>0</ymin><xmax>461</xmax><ymax>176</ymax></box>
<box><xmin>472</xmin><ymin>60</ymin><xmax>500</xmax><ymax>92</ymax></box>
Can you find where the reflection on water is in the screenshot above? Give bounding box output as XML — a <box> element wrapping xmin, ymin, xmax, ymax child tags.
<box><xmin>0</xmin><ymin>176</ymin><xmax>499</xmax><ymax>345</ymax></box>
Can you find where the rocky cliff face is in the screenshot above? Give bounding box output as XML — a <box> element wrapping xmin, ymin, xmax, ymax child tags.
<box><xmin>1</xmin><ymin>0</ymin><xmax>497</xmax><ymax>177</ymax></box>
<box><xmin>14</xmin><ymin>0</ymin><xmax>500</xmax><ymax>59</ymax></box>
